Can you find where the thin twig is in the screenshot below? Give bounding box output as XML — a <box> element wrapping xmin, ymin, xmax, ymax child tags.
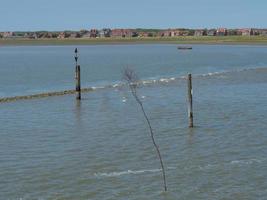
<box><xmin>123</xmin><ymin>68</ymin><xmax>167</xmax><ymax>191</ymax></box>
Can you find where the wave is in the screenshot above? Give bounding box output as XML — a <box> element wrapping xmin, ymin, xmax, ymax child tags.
<box><xmin>229</xmin><ymin>158</ymin><xmax>264</xmax><ymax>165</ymax></box>
<box><xmin>94</xmin><ymin>169</ymin><xmax>162</xmax><ymax>177</ymax></box>
<box><xmin>94</xmin><ymin>158</ymin><xmax>265</xmax><ymax>178</ymax></box>
<box><xmin>94</xmin><ymin>167</ymin><xmax>176</xmax><ymax>177</ymax></box>
<box><xmin>198</xmin><ymin>158</ymin><xmax>265</xmax><ymax>170</ymax></box>
<box><xmin>94</xmin><ymin>66</ymin><xmax>267</xmax><ymax>90</ymax></box>
<box><xmin>1</xmin><ymin>66</ymin><xmax>266</xmax><ymax>103</ymax></box>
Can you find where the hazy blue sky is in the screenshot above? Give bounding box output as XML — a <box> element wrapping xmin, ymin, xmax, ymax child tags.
<box><xmin>1</xmin><ymin>0</ymin><xmax>266</xmax><ymax>31</ymax></box>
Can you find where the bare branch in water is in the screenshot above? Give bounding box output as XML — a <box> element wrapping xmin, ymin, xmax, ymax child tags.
<box><xmin>123</xmin><ymin>68</ymin><xmax>167</xmax><ymax>192</ymax></box>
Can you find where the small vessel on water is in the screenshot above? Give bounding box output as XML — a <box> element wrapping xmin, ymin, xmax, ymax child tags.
<box><xmin>177</xmin><ymin>46</ymin><xmax>193</xmax><ymax>50</ymax></box>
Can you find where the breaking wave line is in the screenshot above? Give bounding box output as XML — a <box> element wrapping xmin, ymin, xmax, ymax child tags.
<box><xmin>1</xmin><ymin>67</ymin><xmax>266</xmax><ymax>103</ymax></box>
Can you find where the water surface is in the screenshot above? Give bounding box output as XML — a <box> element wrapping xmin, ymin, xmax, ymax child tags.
<box><xmin>0</xmin><ymin>44</ymin><xmax>267</xmax><ymax>199</ymax></box>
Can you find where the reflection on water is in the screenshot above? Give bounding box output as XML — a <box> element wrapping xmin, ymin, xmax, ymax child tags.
<box><xmin>187</xmin><ymin>127</ymin><xmax>196</xmax><ymax>145</ymax></box>
<box><xmin>75</xmin><ymin>100</ymin><xmax>82</xmax><ymax>126</ymax></box>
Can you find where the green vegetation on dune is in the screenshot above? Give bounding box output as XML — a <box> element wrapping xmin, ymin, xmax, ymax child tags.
<box><xmin>1</xmin><ymin>36</ymin><xmax>267</xmax><ymax>46</ymax></box>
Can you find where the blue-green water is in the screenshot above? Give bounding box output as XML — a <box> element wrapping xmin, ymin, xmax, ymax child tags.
<box><xmin>0</xmin><ymin>45</ymin><xmax>267</xmax><ymax>199</ymax></box>
<box><xmin>1</xmin><ymin>44</ymin><xmax>267</xmax><ymax>97</ymax></box>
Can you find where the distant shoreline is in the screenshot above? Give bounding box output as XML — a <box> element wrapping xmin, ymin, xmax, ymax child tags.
<box><xmin>1</xmin><ymin>36</ymin><xmax>267</xmax><ymax>46</ymax></box>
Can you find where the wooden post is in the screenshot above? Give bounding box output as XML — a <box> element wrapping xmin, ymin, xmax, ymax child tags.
<box><xmin>187</xmin><ymin>74</ymin><xmax>193</xmax><ymax>128</ymax></box>
<box><xmin>76</xmin><ymin>65</ymin><xmax>81</xmax><ymax>100</ymax></box>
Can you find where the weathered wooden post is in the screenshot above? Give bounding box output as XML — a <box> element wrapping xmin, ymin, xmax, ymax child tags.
<box><xmin>75</xmin><ymin>48</ymin><xmax>81</xmax><ymax>100</ymax></box>
<box><xmin>187</xmin><ymin>74</ymin><xmax>193</xmax><ymax>128</ymax></box>
<box><xmin>76</xmin><ymin>65</ymin><xmax>81</xmax><ymax>100</ymax></box>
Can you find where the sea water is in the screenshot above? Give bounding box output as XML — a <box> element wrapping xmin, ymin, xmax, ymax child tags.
<box><xmin>0</xmin><ymin>44</ymin><xmax>267</xmax><ymax>199</ymax></box>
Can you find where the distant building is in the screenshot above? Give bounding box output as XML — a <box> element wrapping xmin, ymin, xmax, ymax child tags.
<box><xmin>251</xmin><ymin>29</ymin><xmax>259</xmax><ymax>35</ymax></box>
<box><xmin>180</xmin><ymin>30</ymin><xmax>190</xmax><ymax>36</ymax></box>
<box><xmin>170</xmin><ymin>30</ymin><xmax>180</xmax><ymax>37</ymax></box>
<box><xmin>99</xmin><ymin>30</ymin><xmax>104</xmax><ymax>38</ymax></box>
<box><xmin>194</xmin><ymin>29</ymin><xmax>205</xmax><ymax>36</ymax></box>
<box><xmin>89</xmin><ymin>29</ymin><xmax>99</xmax><ymax>38</ymax></box>
<box><xmin>111</xmin><ymin>29</ymin><xmax>122</xmax><ymax>37</ymax></box>
<box><xmin>30</xmin><ymin>33</ymin><xmax>38</xmax><ymax>39</ymax></box>
<box><xmin>159</xmin><ymin>29</ymin><xmax>180</xmax><ymax>37</ymax></box>
<box><xmin>251</xmin><ymin>29</ymin><xmax>267</xmax><ymax>36</ymax></box>
<box><xmin>216</xmin><ymin>28</ymin><xmax>227</xmax><ymax>36</ymax></box>
<box><xmin>227</xmin><ymin>29</ymin><xmax>238</xmax><ymax>36</ymax></box>
<box><xmin>46</xmin><ymin>33</ymin><xmax>53</xmax><ymax>38</ymax></box>
<box><xmin>111</xmin><ymin>29</ymin><xmax>123</xmax><ymax>37</ymax></box>
<box><xmin>57</xmin><ymin>32</ymin><xmax>66</xmax><ymax>39</ymax></box>
<box><xmin>82</xmin><ymin>32</ymin><xmax>91</xmax><ymax>38</ymax></box>
<box><xmin>258</xmin><ymin>29</ymin><xmax>267</xmax><ymax>36</ymax></box>
<box><xmin>111</xmin><ymin>29</ymin><xmax>133</xmax><ymax>37</ymax></box>
<box><xmin>207</xmin><ymin>29</ymin><xmax>216</xmax><ymax>36</ymax></box>
<box><xmin>99</xmin><ymin>28</ymin><xmax>111</xmax><ymax>38</ymax></box>
<box><xmin>138</xmin><ymin>32</ymin><xmax>149</xmax><ymax>37</ymax></box>
<box><xmin>238</xmin><ymin>28</ymin><xmax>252</xmax><ymax>36</ymax></box>
<box><xmin>3</xmin><ymin>32</ymin><xmax>14</xmax><ymax>38</ymax></box>
<box><xmin>158</xmin><ymin>31</ymin><xmax>167</xmax><ymax>37</ymax></box>
<box><xmin>79</xmin><ymin>29</ymin><xmax>89</xmax><ymax>37</ymax></box>
<box><xmin>23</xmin><ymin>33</ymin><xmax>29</xmax><ymax>38</ymax></box>
<box><xmin>70</xmin><ymin>32</ymin><xmax>79</xmax><ymax>38</ymax></box>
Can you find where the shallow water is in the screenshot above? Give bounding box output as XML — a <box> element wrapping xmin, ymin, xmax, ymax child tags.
<box><xmin>1</xmin><ymin>44</ymin><xmax>267</xmax><ymax>97</ymax></box>
<box><xmin>1</xmin><ymin>45</ymin><xmax>267</xmax><ymax>199</ymax></box>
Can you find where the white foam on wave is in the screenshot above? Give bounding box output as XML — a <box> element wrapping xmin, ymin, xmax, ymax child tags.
<box><xmin>197</xmin><ymin>66</ymin><xmax>267</xmax><ymax>79</ymax></box>
<box><xmin>142</xmin><ymin>80</ymin><xmax>154</xmax><ymax>85</ymax></box>
<box><xmin>70</xmin><ymin>66</ymin><xmax>267</xmax><ymax>97</ymax></box>
<box><xmin>159</xmin><ymin>78</ymin><xmax>169</xmax><ymax>83</ymax></box>
<box><xmin>94</xmin><ymin>168</ymin><xmax>162</xmax><ymax>177</ymax></box>
<box><xmin>198</xmin><ymin>158</ymin><xmax>265</xmax><ymax>171</ymax></box>
<box><xmin>93</xmin><ymin>157</ymin><xmax>265</xmax><ymax>178</ymax></box>
<box><xmin>94</xmin><ymin>167</ymin><xmax>176</xmax><ymax>178</ymax></box>
<box><xmin>113</xmin><ymin>83</ymin><xmax>122</xmax><ymax>88</ymax></box>
<box><xmin>122</xmin><ymin>97</ymin><xmax>127</xmax><ymax>103</ymax></box>
<box><xmin>230</xmin><ymin>158</ymin><xmax>264</xmax><ymax>165</ymax></box>
<box><xmin>198</xmin><ymin>163</ymin><xmax>218</xmax><ymax>170</ymax></box>
<box><xmin>200</xmin><ymin>71</ymin><xmax>223</xmax><ymax>77</ymax></box>
<box><xmin>91</xmin><ymin>86</ymin><xmax>106</xmax><ymax>90</ymax></box>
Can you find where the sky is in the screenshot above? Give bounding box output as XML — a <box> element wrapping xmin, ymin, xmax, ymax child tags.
<box><xmin>0</xmin><ymin>0</ymin><xmax>267</xmax><ymax>31</ymax></box>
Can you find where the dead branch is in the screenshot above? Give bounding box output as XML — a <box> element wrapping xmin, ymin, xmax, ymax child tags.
<box><xmin>123</xmin><ymin>68</ymin><xmax>167</xmax><ymax>191</ymax></box>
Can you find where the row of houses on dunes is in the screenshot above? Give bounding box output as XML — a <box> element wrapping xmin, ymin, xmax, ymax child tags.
<box><xmin>84</xmin><ymin>28</ymin><xmax>257</xmax><ymax>38</ymax></box>
<box><xmin>1</xmin><ymin>28</ymin><xmax>267</xmax><ymax>39</ymax></box>
<box><xmin>160</xmin><ymin>28</ymin><xmax>267</xmax><ymax>37</ymax></box>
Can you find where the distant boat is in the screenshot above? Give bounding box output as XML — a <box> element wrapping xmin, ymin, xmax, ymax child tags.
<box><xmin>177</xmin><ymin>46</ymin><xmax>192</xmax><ymax>50</ymax></box>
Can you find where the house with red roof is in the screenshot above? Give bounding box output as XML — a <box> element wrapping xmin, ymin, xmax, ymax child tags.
<box><xmin>111</xmin><ymin>29</ymin><xmax>134</xmax><ymax>37</ymax></box>
<box><xmin>216</xmin><ymin>28</ymin><xmax>227</xmax><ymax>36</ymax></box>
